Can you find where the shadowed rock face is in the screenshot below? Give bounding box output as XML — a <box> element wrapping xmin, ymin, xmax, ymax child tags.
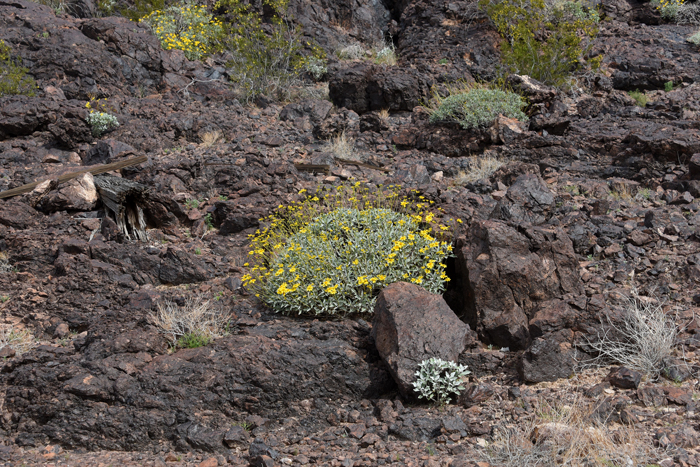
<box><xmin>456</xmin><ymin>219</ymin><xmax>584</xmax><ymax>351</ymax></box>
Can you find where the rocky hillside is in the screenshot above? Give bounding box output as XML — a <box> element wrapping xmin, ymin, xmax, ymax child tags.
<box><xmin>1</xmin><ymin>0</ymin><xmax>700</xmax><ymax>465</ymax></box>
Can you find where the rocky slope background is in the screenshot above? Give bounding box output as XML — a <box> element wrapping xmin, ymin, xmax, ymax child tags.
<box><xmin>2</xmin><ymin>0</ymin><xmax>700</xmax><ymax>465</ymax></box>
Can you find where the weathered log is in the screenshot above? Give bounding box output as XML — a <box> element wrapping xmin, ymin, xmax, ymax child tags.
<box><xmin>93</xmin><ymin>175</ymin><xmax>149</xmax><ymax>242</ymax></box>
<box><xmin>0</xmin><ymin>155</ymin><xmax>148</xmax><ymax>199</ymax></box>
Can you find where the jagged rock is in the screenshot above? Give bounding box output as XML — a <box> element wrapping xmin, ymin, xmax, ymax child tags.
<box><xmin>329</xmin><ymin>63</ymin><xmax>433</xmax><ymax>114</ymax></box>
<box><xmin>519</xmin><ymin>333</ymin><xmax>576</xmax><ymax>383</ymax></box>
<box><xmin>456</xmin><ymin>220</ymin><xmax>584</xmax><ymax>350</ymax></box>
<box><xmin>37</xmin><ymin>173</ymin><xmax>99</xmax><ymax>212</ymax></box>
<box><xmin>506</xmin><ymin>74</ymin><xmax>557</xmax><ymax>104</ymax></box>
<box><xmin>371</xmin><ymin>282</ymin><xmax>475</xmax><ymax>398</ymax></box>
<box><xmin>490</xmin><ymin>173</ymin><xmax>555</xmax><ymax>225</ymax></box>
<box><xmin>607</xmin><ymin>366</ymin><xmax>642</xmax><ymax>389</ymax></box>
<box><xmin>83</xmin><ymin>140</ymin><xmax>136</xmax><ymax>166</ymax></box>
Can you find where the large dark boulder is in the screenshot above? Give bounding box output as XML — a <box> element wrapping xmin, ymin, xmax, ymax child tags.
<box><xmin>456</xmin><ymin>220</ymin><xmax>584</xmax><ymax>350</ymax></box>
<box><xmin>371</xmin><ymin>282</ymin><xmax>476</xmax><ymax>398</ymax></box>
<box><xmin>329</xmin><ymin>63</ymin><xmax>433</xmax><ymax>114</ymax></box>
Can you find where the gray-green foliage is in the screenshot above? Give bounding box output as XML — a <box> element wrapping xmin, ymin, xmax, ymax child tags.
<box><xmin>413</xmin><ymin>357</ymin><xmax>470</xmax><ymax>405</ymax></box>
<box><xmin>429</xmin><ymin>88</ymin><xmax>528</xmax><ymax>130</ymax></box>
<box><xmin>246</xmin><ymin>207</ymin><xmax>453</xmax><ymax>316</ymax></box>
<box><xmin>688</xmin><ymin>30</ymin><xmax>700</xmax><ymax>44</ymax></box>
<box><xmin>86</xmin><ymin>111</ymin><xmax>119</xmax><ymax>137</ymax></box>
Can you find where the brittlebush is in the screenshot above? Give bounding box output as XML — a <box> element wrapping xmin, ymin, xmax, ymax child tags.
<box><xmin>242</xmin><ymin>184</ymin><xmax>458</xmax><ymax>316</ymax></box>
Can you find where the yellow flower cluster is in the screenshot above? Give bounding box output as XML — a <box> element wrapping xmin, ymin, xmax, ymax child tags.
<box><xmin>141</xmin><ymin>4</ymin><xmax>223</xmax><ymax>61</ymax></box>
<box><xmin>241</xmin><ymin>184</ymin><xmax>461</xmax><ymax>317</ymax></box>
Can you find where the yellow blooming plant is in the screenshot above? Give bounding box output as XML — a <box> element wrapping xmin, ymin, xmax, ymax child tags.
<box><xmin>242</xmin><ymin>184</ymin><xmax>458</xmax><ymax>316</ymax></box>
<box><xmin>141</xmin><ymin>2</ymin><xmax>224</xmax><ymax>61</ymax></box>
<box><xmin>654</xmin><ymin>0</ymin><xmax>684</xmax><ymax>19</ymax></box>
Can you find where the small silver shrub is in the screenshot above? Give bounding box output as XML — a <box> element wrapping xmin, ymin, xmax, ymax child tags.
<box><xmin>86</xmin><ymin>110</ymin><xmax>119</xmax><ymax>137</ymax></box>
<box><xmin>412</xmin><ymin>357</ymin><xmax>470</xmax><ymax>405</ymax></box>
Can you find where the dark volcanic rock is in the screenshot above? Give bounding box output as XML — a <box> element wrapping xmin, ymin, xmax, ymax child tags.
<box><xmin>456</xmin><ymin>220</ymin><xmax>584</xmax><ymax>350</ymax></box>
<box><xmin>607</xmin><ymin>366</ymin><xmax>643</xmax><ymax>389</ymax></box>
<box><xmin>3</xmin><ymin>320</ymin><xmax>391</xmax><ymax>451</ymax></box>
<box><xmin>329</xmin><ymin>63</ymin><xmax>433</xmax><ymax>114</ymax></box>
<box><xmin>519</xmin><ymin>333</ymin><xmax>576</xmax><ymax>383</ymax></box>
<box><xmin>490</xmin><ymin>173</ymin><xmax>555</xmax><ymax>225</ymax></box>
<box><xmin>371</xmin><ymin>282</ymin><xmax>475</xmax><ymax>398</ymax></box>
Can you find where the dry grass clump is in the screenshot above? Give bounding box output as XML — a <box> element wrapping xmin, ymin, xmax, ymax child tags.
<box><xmin>337</xmin><ymin>44</ymin><xmax>365</xmax><ymax>60</ymax></box>
<box><xmin>378</xmin><ymin>108</ymin><xmax>390</xmax><ymax>122</ymax></box>
<box><xmin>455</xmin><ymin>155</ymin><xmax>508</xmax><ymax>184</ymax></box>
<box><xmin>200</xmin><ymin>130</ymin><xmax>223</xmax><ymax>148</ymax></box>
<box><xmin>0</xmin><ymin>325</ymin><xmax>37</xmax><ymax>355</ymax></box>
<box><xmin>326</xmin><ymin>131</ymin><xmax>360</xmax><ymax>161</ymax></box>
<box><xmin>585</xmin><ymin>289</ymin><xmax>678</xmax><ymax>379</ymax></box>
<box><xmin>484</xmin><ymin>396</ymin><xmax>663</xmax><ymax>466</ymax></box>
<box><xmin>150</xmin><ymin>296</ymin><xmax>231</xmax><ymax>348</ymax></box>
<box><xmin>0</xmin><ymin>252</ymin><xmax>13</xmax><ymax>273</ymax></box>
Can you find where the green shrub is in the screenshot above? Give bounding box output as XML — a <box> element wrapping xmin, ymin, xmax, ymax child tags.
<box><xmin>653</xmin><ymin>0</ymin><xmax>684</xmax><ymax>20</ymax></box>
<box><xmin>412</xmin><ymin>357</ymin><xmax>471</xmax><ymax>405</ymax></box>
<box><xmin>374</xmin><ymin>44</ymin><xmax>397</xmax><ymax>66</ymax></box>
<box><xmin>429</xmin><ymin>87</ymin><xmax>528</xmax><ymax>129</ymax></box>
<box><xmin>140</xmin><ymin>2</ymin><xmax>224</xmax><ymax>61</ymax></box>
<box><xmin>688</xmin><ymin>29</ymin><xmax>700</xmax><ymax>44</ymax></box>
<box><xmin>628</xmin><ymin>89</ymin><xmax>648</xmax><ymax>107</ymax></box>
<box><xmin>86</xmin><ymin>111</ymin><xmax>119</xmax><ymax>137</ymax></box>
<box><xmin>176</xmin><ymin>331</ymin><xmax>212</xmax><ymax>348</ymax></box>
<box><xmin>216</xmin><ymin>0</ymin><xmax>326</xmax><ymax>102</ymax></box>
<box><xmin>28</xmin><ymin>0</ymin><xmax>66</xmax><ymax>14</ymax></box>
<box><xmin>0</xmin><ymin>41</ymin><xmax>37</xmax><ymax>97</ymax></box>
<box><xmin>664</xmin><ymin>80</ymin><xmax>674</xmax><ymax>92</ymax></box>
<box><xmin>119</xmin><ymin>0</ymin><xmax>165</xmax><ymax>21</ymax></box>
<box><xmin>242</xmin><ymin>185</ymin><xmax>455</xmax><ymax>316</ymax></box>
<box><xmin>480</xmin><ymin>0</ymin><xmax>600</xmax><ymax>87</ymax></box>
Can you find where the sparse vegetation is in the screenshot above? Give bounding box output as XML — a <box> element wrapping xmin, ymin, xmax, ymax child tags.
<box><xmin>29</xmin><ymin>0</ymin><xmax>66</xmax><ymax>14</ymax></box>
<box><xmin>483</xmin><ymin>396</ymin><xmax>663</xmax><ymax>466</ymax></box>
<box><xmin>687</xmin><ymin>29</ymin><xmax>700</xmax><ymax>44</ymax></box>
<box><xmin>0</xmin><ymin>40</ymin><xmax>37</xmax><ymax>97</ymax></box>
<box><xmin>628</xmin><ymin>89</ymin><xmax>648</xmax><ymax>107</ymax></box>
<box><xmin>150</xmin><ymin>296</ymin><xmax>231</xmax><ymax>348</ymax></box>
<box><xmin>428</xmin><ymin>85</ymin><xmax>527</xmax><ymax>130</ymax></box>
<box><xmin>412</xmin><ymin>357</ymin><xmax>470</xmax><ymax>405</ymax></box>
<box><xmin>326</xmin><ymin>131</ymin><xmax>357</xmax><ymax>160</ymax></box>
<box><xmin>185</xmin><ymin>198</ymin><xmax>200</xmax><ymax>210</ymax></box>
<box><xmin>455</xmin><ymin>155</ymin><xmax>508</xmax><ymax>184</ymax></box>
<box><xmin>0</xmin><ymin>252</ymin><xmax>14</xmax><ymax>273</ymax></box>
<box><xmin>665</xmin><ymin>80</ymin><xmax>674</xmax><ymax>92</ymax></box>
<box><xmin>216</xmin><ymin>0</ymin><xmax>327</xmax><ymax>102</ymax></box>
<box><xmin>677</xmin><ymin>1</ymin><xmax>700</xmax><ymax>24</ymax></box>
<box><xmin>337</xmin><ymin>44</ymin><xmax>365</xmax><ymax>60</ymax></box>
<box><xmin>200</xmin><ymin>130</ymin><xmax>223</xmax><ymax>147</ymax></box>
<box><xmin>480</xmin><ymin>0</ymin><xmax>600</xmax><ymax>87</ymax></box>
<box><xmin>0</xmin><ymin>325</ymin><xmax>37</xmax><ymax>356</ymax></box>
<box><xmin>653</xmin><ymin>0</ymin><xmax>684</xmax><ymax>20</ymax></box>
<box><xmin>585</xmin><ymin>289</ymin><xmax>679</xmax><ymax>379</ymax></box>
<box><xmin>373</xmin><ymin>44</ymin><xmax>397</xmax><ymax>66</ymax></box>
